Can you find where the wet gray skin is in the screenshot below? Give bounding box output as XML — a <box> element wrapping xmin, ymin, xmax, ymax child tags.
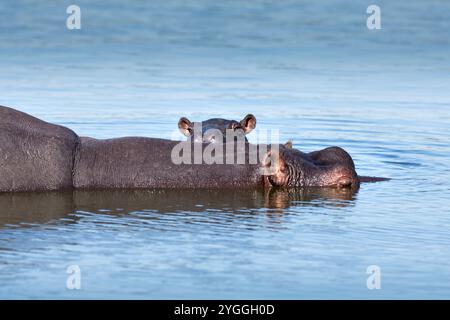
<box><xmin>0</xmin><ymin>106</ymin><xmax>78</xmax><ymax>192</ymax></box>
<box><xmin>0</xmin><ymin>106</ymin><xmax>387</xmax><ymax>192</ymax></box>
<box><xmin>73</xmin><ymin>138</ymin><xmax>371</xmax><ymax>189</ymax></box>
<box><xmin>178</xmin><ymin>114</ymin><xmax>256</xmax><ymax>143</ymax></box>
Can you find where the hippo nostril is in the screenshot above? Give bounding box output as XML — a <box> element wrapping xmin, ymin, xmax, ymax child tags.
<box><xmin>337</xmin><ymin>176</ymin><xmax>353</xmax><ymax>188</ymax></box>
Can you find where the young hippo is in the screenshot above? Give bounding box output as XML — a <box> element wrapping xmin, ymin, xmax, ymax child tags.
<box><xmin>178</xmin><ymin>114</ymin><xmax>256</xmax><ymax>143</ymax></box>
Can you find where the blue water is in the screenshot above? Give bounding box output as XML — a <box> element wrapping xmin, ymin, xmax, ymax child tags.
<box><xmin>0</xmin><ymin>0</ymin><xmax>449</xmax><ymax>299</ymax></box>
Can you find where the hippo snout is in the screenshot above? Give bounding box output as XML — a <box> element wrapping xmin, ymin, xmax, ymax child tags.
<box><xmin>335</xmin><ymin>173</ymin><xmax>360</xmax><ymax>188</ymax></box>
<box><xmin>336</xmin><ymin>176</ymin><xmax>354</xmax><ymax>188</ymax></box>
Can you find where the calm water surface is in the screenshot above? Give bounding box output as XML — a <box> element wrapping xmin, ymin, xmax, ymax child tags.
<box><xmin>0</xmin><ymin>0</ymin><xmax>449</xmax><ymax>298</ymax></box>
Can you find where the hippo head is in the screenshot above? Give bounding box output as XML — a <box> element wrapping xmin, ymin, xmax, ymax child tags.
<box><xmin>263</xmin><ymin>142</ymin><xmax>360</xmax><ymax>188</ymax></box>
<box><xmin>178</xmin><ymin>114</ymin><xmax>256</xmax><ymax>143</ymax></box>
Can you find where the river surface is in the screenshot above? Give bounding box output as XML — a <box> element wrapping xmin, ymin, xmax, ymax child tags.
<box><xmin>0</xmin><ymin>0</ymin><xmax>449</xmax><ymax>299</ymax></box>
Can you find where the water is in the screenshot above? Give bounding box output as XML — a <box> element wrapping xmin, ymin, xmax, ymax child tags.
<box><xmin>0</xmin><ymin>0</ymin><xmax>449</xmax><ymax>299</ymax></box>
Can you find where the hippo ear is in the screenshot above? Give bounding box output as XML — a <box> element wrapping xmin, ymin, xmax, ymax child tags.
<box><xmin>178</xmin><ymin>117</ymin><xmax>193</xmax><ymax>137</ymax></box>
<box><xmin>240</xmin><ymin>114</ymin><xmax>256</xmax><ymax>134</ymax></box>
<box><xmin>284</xmin><ymin>140</ymin><xmax>293</xmax><ymax>149</ymax></box>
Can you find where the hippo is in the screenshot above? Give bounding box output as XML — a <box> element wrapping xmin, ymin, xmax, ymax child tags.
<box><xmin>73</xmin><ymin>138</ymin><xmax>363</xmax><ymax>189</ymax></box>
<box><xmin>0</xmin><ymin>106</ymin><xmax>78</xmax><ymax>192</ymax></box>
<box><xmin>178</xmin><ymin>114</ymin><xmax>256</xmax><ymax>143</ymax></box>
<box><xmin>0</xmin><ymin>106</ymin><xmax>387</xmax><ymax>192</ymax></box>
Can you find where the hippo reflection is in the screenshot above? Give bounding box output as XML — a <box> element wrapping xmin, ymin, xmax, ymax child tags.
<box><xmin>0</xmin><ymin>191</ymin><xmax>75</xmax><ymax>227</ymax></box>
<box><xmin>0</xmin><ymin>188</ymin><xmax>359</xmax><ymax>228</ymax></box>
<box><xmin>263</xmin><ymin>186</ymin><xmax>357</xmax><ymax>210</ymax></box>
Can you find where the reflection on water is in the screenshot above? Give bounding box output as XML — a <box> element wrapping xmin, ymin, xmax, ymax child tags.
<box><xmin>0</xmin><ymin>192</ymin><xmax>74</xmax><ymax>227</ymax></box>
<box><xmin>0</xmin><ymin>188</ymin><xmax>358</xmax><ymax>228</ymax></box>
<box><xmin>0</xmin><ymin>187</ymin><xmax>364</xmax><ymax>299</ymax></box>
<box><xmin>263</xmin><ymin>187</ymin><xmax>356</xmax><ymax>211</ymax></box>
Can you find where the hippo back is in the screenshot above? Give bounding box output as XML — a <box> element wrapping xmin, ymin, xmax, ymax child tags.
<box><xmin>0</xmin><ymin>106</ymin><xmax>79</xmax><ymax>192</ymax></box>
<box><xmin>73</xmin><ymin>137</ymin><xmax>262</xmax><ymax>189</ymax></box>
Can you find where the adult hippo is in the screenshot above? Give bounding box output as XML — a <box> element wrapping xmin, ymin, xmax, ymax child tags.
<box><xmin>0</xmin><ymin>106</ymin><xmax>386</xmax><ymax>192</ymax></box>
<box><xmin>73</xmin><ymin>138</ymin><xmax>360</xmax><ymax>189</ymax></box>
